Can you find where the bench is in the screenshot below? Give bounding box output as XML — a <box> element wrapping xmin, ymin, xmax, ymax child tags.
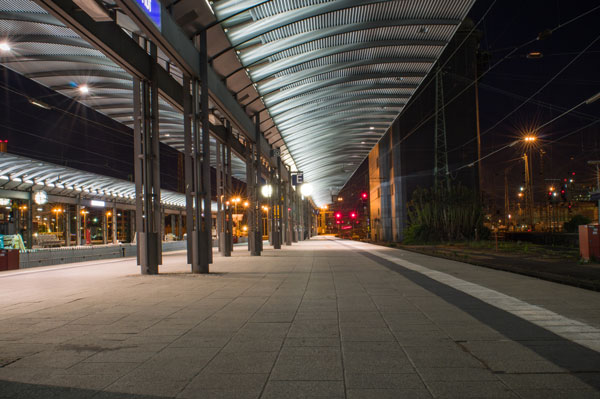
<box><xmin>34</xmin><ymin>234</ymin><xmax>62</xmax><ymax>248</ymax></box>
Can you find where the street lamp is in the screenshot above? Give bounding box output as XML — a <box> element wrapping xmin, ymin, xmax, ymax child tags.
<box><xmin>521</xmin><ymin>134</ymin><xmax>538</xmax><ymax>229</ymax></box>
<box><xmin>52</xmin><ymin>207</ymin><xmax>63</xmax><ymax>238</ymax></box>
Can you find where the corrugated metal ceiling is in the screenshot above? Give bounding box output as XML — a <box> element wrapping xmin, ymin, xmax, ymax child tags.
<box><xmin>214</xmin><ymin>0</ymin><xmax>475</xmax><ymax>204</ymax></box>
<box><xmin>0</xmin><ymin>0</ymin><xmax>248</xmax><ymax>183</ymax></box>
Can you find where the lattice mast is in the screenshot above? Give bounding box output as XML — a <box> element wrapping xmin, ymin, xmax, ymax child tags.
<box><xmin>433</xmin><ymin>64</ymin><xmax>450</xmax><ymax>190</ymax></box>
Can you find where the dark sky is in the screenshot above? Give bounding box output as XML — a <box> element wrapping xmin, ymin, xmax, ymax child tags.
<box><xmin>467</xmin><ymin>0</ymin><xmax>600</xmax><ymax>205</ymax></box>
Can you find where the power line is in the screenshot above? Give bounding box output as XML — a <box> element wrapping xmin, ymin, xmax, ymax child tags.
<box><xmin>452</xmin><ymin>32</ymin><xmax>600</xmax><ymax>152</ymax></box>
<box><xmin>395</xmin><ymin>3</ymin><xmax>600</xmax><ymax>148</ymax></box>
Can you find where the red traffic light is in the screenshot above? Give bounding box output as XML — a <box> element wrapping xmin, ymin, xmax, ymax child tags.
<box><xmin>361</xmin><ymin>192</ymin><xmax>368</xmax><ymax>200</ymax></box>
<box><xmin>350</xmin><ymin>212</ymin><xmax>357</xmax><ymax>219</ymax></box>
<box><xmin>335</xmin><ymin>212</ymin><xmax>342</xmax><ymax>219</ymax></box>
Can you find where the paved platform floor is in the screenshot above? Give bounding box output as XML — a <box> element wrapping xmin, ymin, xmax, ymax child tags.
<box><xmin>1</xmin><ymin>237</ymin><xmax>600</xmax><ymax>398</ymax></box>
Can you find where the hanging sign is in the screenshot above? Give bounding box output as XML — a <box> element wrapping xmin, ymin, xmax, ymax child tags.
<box><xmin>292</xmin><ymin>172</ymin><xmax>304</xmax><ymax>186</ymax></box>
<box><xmin>133</xmin><ymin>0</ymin><xmax>161</xmax><ymax>30</ymax></box>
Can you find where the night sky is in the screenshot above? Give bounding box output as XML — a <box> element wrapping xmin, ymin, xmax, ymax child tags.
<box><xmin>467</xmin><ymin>0</ymin><xmax>600</xmax><ymax>205</ymax></box>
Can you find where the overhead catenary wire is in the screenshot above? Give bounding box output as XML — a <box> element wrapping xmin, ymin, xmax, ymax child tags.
<box><xmin>451</xmin><ymin>31</ymin><xmax>600</xmax><ymax>152</ymax></box>
<box><xmin>394</xmin><ymin>3</ymin><xmax>600</xmax><ymax>149</ymax></box>
<box><xmin>450</xmin><ymin>115</ymin><xmax>600</xmax><ymax>175</ymax></box>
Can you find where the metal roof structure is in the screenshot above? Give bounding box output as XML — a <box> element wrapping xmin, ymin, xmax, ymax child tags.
<box><xmin>211</xmin><ymin>0</ymin><xmax>476</xmax><ymax>204</ymax></box>
<box><xmin>0</xmin><ymin>0</ymin><xmax>248</xmax><ymax>181</ymax></box>
<box><xmin>0</xmin><ymin>0</ymin><xmax>477</xmax><ymax>206</ymax></box>
<box><xmin>0</xmin><ymin>152</ymin><xmax>186</xmax><ymax>207</ymax></box>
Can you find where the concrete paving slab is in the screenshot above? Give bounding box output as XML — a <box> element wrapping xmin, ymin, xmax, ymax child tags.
<box><xmin>2</xmin><ymin>237</ymin><xmax>600</xmax><ymax>398</ymax></box>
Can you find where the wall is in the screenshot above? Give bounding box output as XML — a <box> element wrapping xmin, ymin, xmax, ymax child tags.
<box><xmin>367</xmin><ymin>20</ymin><xmax>482</xmax><ymax>242</ymax></box>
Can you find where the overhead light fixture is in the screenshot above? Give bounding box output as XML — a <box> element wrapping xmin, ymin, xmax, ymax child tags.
<box><xmin>79</xmin><ymin>85</ymin><xmax>89</xmax><ymax>94</ymax></box>
<box><xmin>73</xmin><ymin>0</ymin><xmax>112</xmax><ymax>22</ymax></box>
<box><xmin>0</xmin><ymin>42</ymin><xmax>10</xmax><ymax>52</ymax></box>
<box><xmin>33</xmin><ymin>190</ymin><xmax>48</xmax><ymax>205</ymax></box>
<box><xmin>369</xmin><ymin>127</ymin><xmax>374</xmax><ymax>130</ymax></box>
<box><xmin>29</xmin><ymin>98</ymin><xmax>52</xmax><ymax>110</ymax></box>
<box><xmin>526</xmin><ymin>51</ymin><xmax>543</xmax><ymax>59</ymax></box>
<box><xmin>205</xmin><ymin>0</ymin><xmax>215</xmax><ymax>14</ymax></box>
<box><xmin>301</xmin><ymin>183</ymin><xmax>313</xmax><ymax>197</ymax></box>
<box><xmin>261</xmin><ymin>184</ymin><xmax>273</xmax><ymax>198</ymax></box>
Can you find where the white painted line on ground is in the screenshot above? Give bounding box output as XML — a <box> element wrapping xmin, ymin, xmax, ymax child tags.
<box><xmin>343</xmin><ymin>240</ymin><xmax>600</xmax><ymax>353</ymax></box>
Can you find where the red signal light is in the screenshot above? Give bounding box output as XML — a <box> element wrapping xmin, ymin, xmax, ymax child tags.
<box><xmin>361</xmin><ymin>192</ymin><xmax>368</xmax><ymax>199</ymax></box>
<box><xmin>335</xmin><ymin>212</ymin><xmax>341</xmax><ymax>219</ymax></box>
<box><xmin>350</xmin><ymin>212</ymin><xmax>357</xmax><ymax>219</ymax></box>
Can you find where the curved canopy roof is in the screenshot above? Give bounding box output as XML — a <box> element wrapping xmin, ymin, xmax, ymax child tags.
<box><xmin>214</xmin><ymin>0</ymin><xmax>475</xmax><ymax>204</ymax></box>
<box><xmin>0</xmin><ymin>152</ymin><xmax>186</xmax><ymax>207</ymax></box>
<box><xmin>0</xmin><ymin>0</ymin><xmax>248</xmax><ymax>182</ymax></box>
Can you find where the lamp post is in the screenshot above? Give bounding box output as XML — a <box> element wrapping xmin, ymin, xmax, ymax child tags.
<box><xmin>52</xmin><ymin>207</ymin><xmax>63</xmax><ymax>242</ymax></box>
<box><xmin>522</xmin><ymin>135</ymin><xmax>537</xmax><ymax>230</ymax></box>
<box><xmin>231</xmin><ymin>197</ymin><xmax>241</xmax><ymax>236</ymax></box>
<box><xmin>80</xmin><ymin>209</ymin><xmax>89</xmax><ymax>245</ymax></box>
<box><xmin>589</xmin><ymin>161</ymin><xmax>600</xmax><ymax>225</ymax></box>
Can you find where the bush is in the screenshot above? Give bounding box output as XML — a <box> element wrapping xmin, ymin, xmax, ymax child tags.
<box><xmin>403</xmin><ymin>224</ymin><xmax>435</xmax><ymax>244</ymax></box>
<box><xmin>563</xmin><ymin>215</ymin><xmax>592</xmax><ymax>233</ymax></box>
<box><xmin>403</xmin><ymin>184</ymin><xmax>485</xmax><ymax>243</ymax></box>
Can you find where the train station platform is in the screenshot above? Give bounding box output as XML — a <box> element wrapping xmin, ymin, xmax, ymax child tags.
<box><xmin>1</xmin><ymin>237</ymin><xmax>600</xmax><ymax>398</ymax></box>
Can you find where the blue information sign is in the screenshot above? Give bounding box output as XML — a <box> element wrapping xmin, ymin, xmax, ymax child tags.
<box><xmin>133</xmin><ymin>0</ymin><xmax>161</xmax><ymax>30</ymax></box>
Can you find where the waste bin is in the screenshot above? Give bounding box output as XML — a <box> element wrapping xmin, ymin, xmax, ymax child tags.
<box><xmin>579</xmin><ymin>225</ymin><xmax>600</xmax><ymax>261</ymax></box>
<box><xmin>0</xmin><ymin>250</ymin><xmax>7</xmax><ymax>271</ymax></box>
<box><xmin>6</xmin><ymin>249</ymin><xmax>19</xmax><ymax>270</ymax></box>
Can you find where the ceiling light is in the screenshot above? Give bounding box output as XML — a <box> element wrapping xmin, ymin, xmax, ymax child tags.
<box><xmin>0</xmin><ymin>42</ymin><xmax>11</xmax><ymax>52</ymax></box>
<box><xmin>29</xmin><ymin>98</ymin><xmax>52</xmax><ymax>110</ymax></box>
<box><xmin>79</xmin><ymin>85</ymin><xmax>89</xmax><ymax>94</ymax></box>
<box><xmin>369</xmin><ymin>127</ymin><xmax>374</xmax><ymax>130</ymax></box>
<box><xmin>526</xmin><ymin>51</ymin><xmax>543</xmax><ymax>59</ymax></box>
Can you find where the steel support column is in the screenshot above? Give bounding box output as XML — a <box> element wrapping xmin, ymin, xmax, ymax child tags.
<box><xmin>199</xmin><ymin>31</ymin><xmax>213</xmax><ymax>267</ymax></box>
<box><xmin>64</xmin><ymin>206</ymin><xmax>70</xmax><ymax>247</ymax></box>
<box><xmin>272</xmin><ymin>157</ymin><xmax>282</xmax><ymax>249</ymax></box>
<box><xmin>246</xmin><ymin>141</ymin><xmax>254</xmax><ymax>253</ymax></box>
<box><xmin>133</xmin><ymin>40</ymin><xmax>162</xmax><ymax>275</ymax></box>
<box><xmin>284</xmin><ymin>174</ymin><xmax>291</xmax><ymax>246</ymax></box>
<box><xmin>216</xmin><ymin>140</ymin><xmax>223</xmax><ymax>252</ymax></box>
<box><xmin>292</xmin><ymin>185</ymin><xmax>298</xmax><ymax>243</ymax></box>
<box><xmin>112</xmin><ymin>204</ymin><xmax>118</xmax><ymax>244</ymax></box>
<box><xmin>184</xmin><ymin>74</ymin><xmax>210</xmax><ymax>273</ymax></box>
<box><xmin>177</xmin><ymin>211</ymin><xmax>183</xmax><ymax>240</ymax></box>
<box><xmin>170</xmin><ymin>214</ymin><xmax>176</xmax><ymax>238</ymax></box>
<box><xmin>248</xmin><ymin>113</ymin><xmax>262</xmax><ymax>256</ymax></box>
<box><xmin>26</xmin><ymin>194</ymin><xmax>33</xmax><ymax>249</ymax></box>
<box><xmin>76</xmin><ymin>202</ymin><xmax>81</xmax><ymax>246</ymax></box>
<box><xmin>226</xmin><ymin>121</ymin><xmax>233</xmax><ymax>254</ymax></box>
<box><xmin>268</xmin><ymin>167</ymin><xmax>274</xmax><ymax>246</ymax></box>
<box><xmin>221</xmin><ymin>121</ymin><xmax>233</xmax><ymax>256</ymax></box>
